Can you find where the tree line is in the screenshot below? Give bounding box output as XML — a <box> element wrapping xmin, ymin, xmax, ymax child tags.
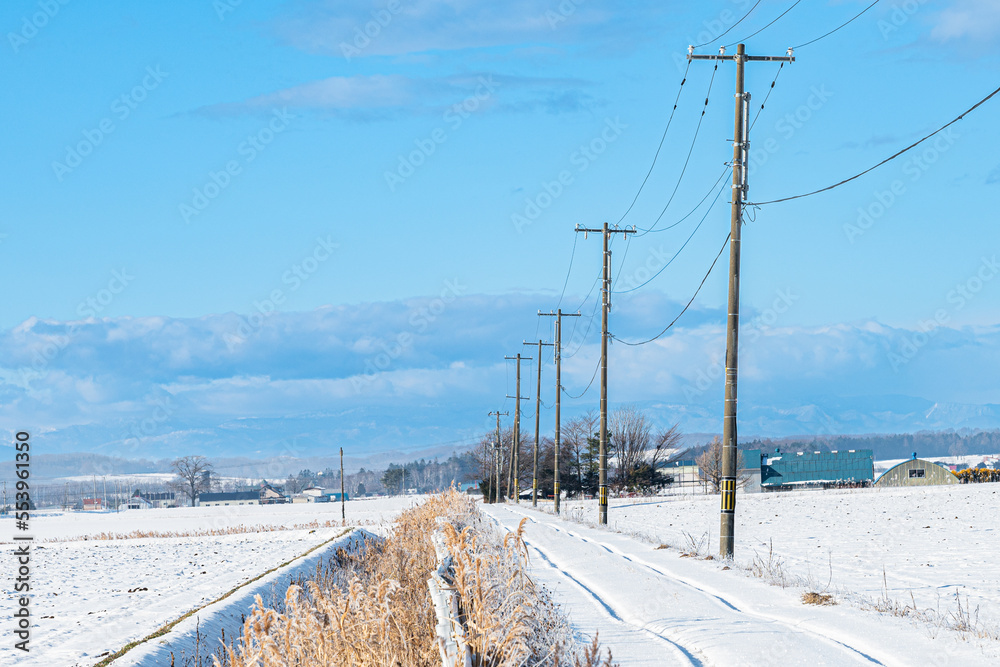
<box><xmin>471</xmin><ymin>405</ymin><xmax>685</xmax><ymax>501</ymax></box>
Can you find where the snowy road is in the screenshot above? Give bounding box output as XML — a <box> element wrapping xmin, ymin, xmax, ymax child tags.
<box><xmin>484</xmin><ymin>502</ymin><xmax>991</xmax><ymax>666</ymax></box>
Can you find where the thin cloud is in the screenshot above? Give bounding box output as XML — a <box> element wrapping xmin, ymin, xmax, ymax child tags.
<box><xmin>273</xmin><ymin>0</ymin><xmax>617</xmax><ymax>58</ymax></box>
<box><xmin>930</xmin><ymin>0</ymin><xmax>1000</xmax><ymax>43</ymax></box>
<box><xmin>199</xmin><ymin>73</ymin><xmax>592</xmax><ymax>118</ymax></box>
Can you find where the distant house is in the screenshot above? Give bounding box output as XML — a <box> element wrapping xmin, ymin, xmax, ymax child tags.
<box><xmin>198</xmin><ymin>491</ymin><xmax>259</xmax><ymax>507</ymax></box>
<box><xmin>259</xmin><ymin>483</ymin><xmax>287</xmax><ymax>505</ymax></box>
<box><xmin>660</xmin><ymin>459</ymin><xmax>699</xmax><ymax>490</ymax></box>
<box><xmin>756</xmin><ymin>449</ymin><xmax>875</xmax><ymax>491</ymax></box>
<box><xmin>121</xmin><ymin>496</ymin><xmax>152</xmax><ymax>511</ymax></box>
<box><xmin>302</xmin><ymin>486</ymin><xmax>326</xmax><ymax>501</ymax></box>
<box><xmin>875</xmin><ymin>454</ymin><xmax>959</xmax><ymax>488</ymax></box>
<box><xmin>323</xmin><ymin>491</ymin><xmax>349</xmax><ymax>502</ymax></box>
<box><xmin>82</xmin><ymin>498</ymin><xmax>103</xmax><ymax>511</ymax></box>
<box><xmin>127</xmin><ymin>491</ymin><xmax>177</xmax><ymax>509</ymax></box>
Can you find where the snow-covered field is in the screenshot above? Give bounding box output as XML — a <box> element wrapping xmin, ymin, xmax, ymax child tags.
<box><xmin>2</xmin><ymin>497</ymin><xmax>424</xmax><ymax>667</ymax></box>
<box><xmin>6</xmin><ymin>486</ymin><xmax>1000</xmax><ymax>666</ymax></box>
<box><xmin>484</xmin><ymin>483</ymin><xmax>1000</xmax><ymax>665</ymax></box>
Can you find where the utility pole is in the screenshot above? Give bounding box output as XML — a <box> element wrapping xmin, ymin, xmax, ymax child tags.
<box><xmin>505</xmin><ymin>353</ymin><xmax>531</xmax><ymax>503</ymax></box>
<box><xmin>488</xmin><ymin>411</ymin><xmax>508</xmax><ymax>503</ymax></box>
<box><xmin>688</xmin><ymin>43</ymin><xmax>794</xmax><ymax>558</ymax></box>
<box><xmin>524</xmin><ymin>340</ymin><xmax>554</xmax><ymax>507</ymax></box>
<box><xmin>340</xmin><ymin>447</ymin><xmax>345</xmax><ymax>522</ymax></box>
<box><xmin>576</xmin><ymin>222</ymin><xmax>636</xmax><ymax>524</ymax></box>
<box><xmin>539</xmin><ymin>309</ymin><xmax>581</xmax><ymax>514</ymax></box>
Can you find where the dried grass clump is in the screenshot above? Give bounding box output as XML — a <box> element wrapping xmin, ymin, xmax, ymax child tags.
<box><xmin>215</xmin><ymin>490</ymin><xmax>613</xmax><ymax>666</ymax></box>
<box><xmin>46</xmin><ymin>519</ymin><xmax>359</xmax><ymax>543</ymax></box>
<box><xmin>801</xmin><ymin>592</ymin><xmax>836</xmax><ymax>606</ymax></box>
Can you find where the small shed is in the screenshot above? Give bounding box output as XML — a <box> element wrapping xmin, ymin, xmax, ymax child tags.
<box><xmin>874</xmin><ymin>454</ymin><xmax>959</xmax><ymax>488</ymax></box>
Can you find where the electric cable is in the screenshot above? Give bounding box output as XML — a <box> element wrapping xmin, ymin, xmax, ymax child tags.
<box><xmin>749</xmin><ymin>62</ymin><xmax>785</xmax><ymax>131</ymax></box>
<box><xmin>725</xmin><ymin>0</ymin><xmax>802</xmax><ymax>48</ymax></box>
<box><xmin>561</xmin><ymin>355</ymin><xmax>602</xmax><ymax>400</ymax></box>
<box><xmin>613</xmin><ymin>178</ymin><xmax>728</xmax><ymax>294</ymax></box>
<box><xmin>612</xmin><ymin>232</ymin><xmax>731</xmax><ymax>346</ymax></box>
<box><xmin>752</xmin><ymin>84</ymin><xmax>1000</xmax><ymax>206</ymax></box>
<box><xmin>692</xmin><ymin>0</ymin><xmax>764</xmax><ymax>48</ymax></box>
<box><xmin>617</xmin><ymin>61</ymin><xmax>692</xmax><ymax>224</ymax></box>
<box><xmin>635</xmin><ymin>167</ymin><xmax>730</xmax><ymax>235</ymax></box>
<box><xmin>792</xmin><ymin>0</ymin><xmax>881</xmax><ymax>50</ymax></box>
<box><xmin>641</xmin><ymin>63</ymin><xmax>719</xmax><ymax>233</ymax></box>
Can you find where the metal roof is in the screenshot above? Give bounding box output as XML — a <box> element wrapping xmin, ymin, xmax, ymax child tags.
<box><xmin>760</xmin><ymin>449</ymin><xmax>874</xmax><ymax>487</ymax></box>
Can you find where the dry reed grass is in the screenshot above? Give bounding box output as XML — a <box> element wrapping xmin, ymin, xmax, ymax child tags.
<box><xmin>214</xmin><ymin>490</ymin><xmax>614</xmax><ymax>666</ymax></box>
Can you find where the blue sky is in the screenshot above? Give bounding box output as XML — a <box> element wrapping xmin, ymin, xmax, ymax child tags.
<box><xmin>2</xmin><ymin>0</ymin><xmax>999</xmax><ymax>460</ymax></box>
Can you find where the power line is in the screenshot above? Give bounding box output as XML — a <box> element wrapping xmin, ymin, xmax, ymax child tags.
<box><xmin>752</xmin><ymin>84</ymin><xmax>1000</xmax><ymax>206</ymax></box>
<box><xmin>616</xmin><ymin>61</ymin><xmax>692</xmax><ymax>224</ymax></box>
<box><xmin>792</xmin><ymin>0</ymin><xmax>881</xmax><ymax>50</ymax></box>
<box><xmin>635</xmin><ymin>167</ymin><xmax>729</xmax><ymax>235</ymax></box>
<box><xmin>642</xmin><ymin>62</ymin><xmax>719</xmax><ymax>232</ymax></box>
<box><xmin>692</xmin><ymin>0</ymin><xmax>763</xmax><ymax>49</ymax></box>
<box><xmin>561</xmin><ymin>355</ymin><xmax>601</xmax><ymax>400</ymax></box>
<box><xmin>724</xmin><ymin>0</ymin><xmax>802</xmax><ymax>48</ymax></box>
<box><xmin>613</xmin><ymin>178</ymin><xmax>728</xmax><ymax>294</ymax></box>
<box><xmin>749</xmin><ymin>62</ymin><xmax>785</xmax><ymax>131</ymax></box>
<box><xmin>556</xmin><ymin>233</ymin><xmax>578</xmax><ymax>310</ymax></box>
<box><xmin>611</xmin><ymin>232</ymin><xmax>731</xmax><ymax>347</ymax></box>
<box><xmin>563</xmin><ymin>289</ymin><xmax>602</xmax><ymax>359</ymax></box>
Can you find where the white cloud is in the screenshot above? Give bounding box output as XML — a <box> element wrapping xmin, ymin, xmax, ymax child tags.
<box><xmin>1</xmin><ymin>294</ymin><xmax>999</xmax><ymax>456</ymax></box>
<box><xmin>930</xmin><ymin>0</ymin><xmax>1000</xmax><ymax>42</ymax></box>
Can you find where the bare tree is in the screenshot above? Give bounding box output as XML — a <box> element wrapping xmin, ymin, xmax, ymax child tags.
<box><xmin>608</xmin><ymin>405</ymin><xmax>652</xmax><ymax>489</ymax></box>
<box><xmin>696</xmin><ymin>438</ymin><xmax>749</xmax><ymax>493</ymax></box>
<box><xmin>563</xmin><ymin>410</ymin><xmax>598</xmax><ymax>497</ymax></box>
<box><xmin>172</xmin><ymin>455</ymin><xmax>213</xmax><ymax>507</ymax></box>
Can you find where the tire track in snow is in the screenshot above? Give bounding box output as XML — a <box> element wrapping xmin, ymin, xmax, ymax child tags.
<box><xmin>522</xmin><ymin>532</ymin><xmax>706</xmax><ymax>666</ymax></box>
<box><xmin>546</xmin><ymin>521</ymin><xmax>886</xmax><ymax>665</ymax></box>
<box><xmin>490</xmin><ymin>504</ymin><xmax>889</xmax><ymax>666</ymax></box>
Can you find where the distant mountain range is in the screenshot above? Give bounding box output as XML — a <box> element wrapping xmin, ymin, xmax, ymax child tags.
<box><xmin>7</xmin><ymin>395</ymin><xmax>1000</xmax><ymax>482</ymax></box>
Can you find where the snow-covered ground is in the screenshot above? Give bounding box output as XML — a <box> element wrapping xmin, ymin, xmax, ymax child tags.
<box><xmin>2</xmin><ymin>496</ymin><xmax>423</xmax><ymax>666</ymax></box>
<box><xmin>7</xmin><ymin>487</ymin><xmax>999</xmax><ymax>665</ymax></box>
<box><xmin>484</xmin><ymin>483</ymin><xmax>1000</xmax><ymax>665</ymax></box>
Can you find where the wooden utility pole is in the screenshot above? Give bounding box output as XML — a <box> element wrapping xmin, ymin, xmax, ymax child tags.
<box><xmin>488</xmin><ymin>411</ymin><xmax>508</xmax><ymax>503</ymax></box>
<box><xmin>540</xmin><ymin>309</ymin><xmax>581</xmax><ymax>514</ymax></box>
<box><xmin>688</xmin><ymin>43</ymin><xmax>794</xmax><ymax>558</ymax></box>
<box><xmin>525</xmin><ymin>340</ymin><xmax>554</xmax><ymax>507</ymax></box>
<box><xmin>340</xmin><ymin>447</ymin><xmax>345</xmax><ymax>522</ymax></box>
<box><xmin>576</xmin><ymin>222</ymin><xmax>635</xmax><ymax>524</ymax></box>
<box><xmin>505</xmin><ymin>353</ymin><xmax>531</xmax><ymax>503</ymax></box>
